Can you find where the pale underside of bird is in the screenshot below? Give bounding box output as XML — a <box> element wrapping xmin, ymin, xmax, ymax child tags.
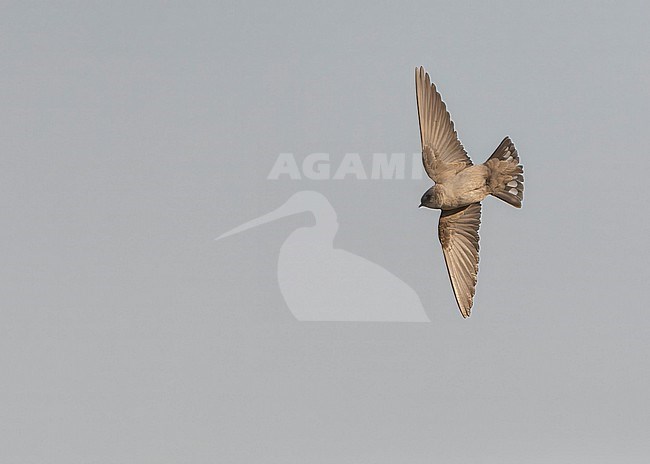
<box><xmin>415</xmin><ymin>66</ymin><xmax>524</xmax><ymax>318</ymax></box>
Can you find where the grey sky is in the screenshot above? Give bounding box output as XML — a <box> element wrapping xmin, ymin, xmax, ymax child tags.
<box><xmin>2</xmin><ymin>1</ymin><xmax>650</xmax><ymax>463</ymax></box>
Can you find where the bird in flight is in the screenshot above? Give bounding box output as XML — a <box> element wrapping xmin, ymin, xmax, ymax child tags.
<box><xmin>415</xmin><ymin>66</ymin><xmax>524</xmax><ymax>318</ymax></box>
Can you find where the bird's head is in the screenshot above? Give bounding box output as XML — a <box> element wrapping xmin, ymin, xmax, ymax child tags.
<box><xmin>419</xmin><ymin>186</ymin><xmax>440</xmax><ymax>209</ymax></box>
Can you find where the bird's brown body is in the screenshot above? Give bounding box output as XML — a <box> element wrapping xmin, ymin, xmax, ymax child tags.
<box><xmin>423</xmin><ymin>165</ymin><xmax>491</xmax><ymax>210</ymax></box>
<box><xmin>415</xmin><ymin>66</ymin><xmax>524</xmax><ymax>317</ymax></box>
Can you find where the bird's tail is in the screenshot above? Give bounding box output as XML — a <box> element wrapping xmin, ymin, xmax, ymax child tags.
<box><xmin>483</xmin><ymin>136</ymin><xmax>524</xmax><ymax>208</ymax></box>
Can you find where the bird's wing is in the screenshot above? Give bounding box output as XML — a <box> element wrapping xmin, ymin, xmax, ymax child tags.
<box><xmin>438</xmin><ymin>203</ymin><xmax>481</xmax><ymax>318</ymax></box>
<box><xmin>415</xmin><ymin>66</ymin><xmax>472</xmax><ymax>182</ymax></box>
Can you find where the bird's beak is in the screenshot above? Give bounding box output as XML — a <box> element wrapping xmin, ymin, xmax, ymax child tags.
<box><xmin>215</xmin><ymin>198</ymin><xmax>305</xmax><ymax>241</ymax></box>
<box><xmin>418</xmin><ymin>203</ymin><xmax>423</xmax><ymax>208</ymax></box>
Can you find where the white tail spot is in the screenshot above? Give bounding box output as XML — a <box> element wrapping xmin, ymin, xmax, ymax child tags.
<box><xmin>507</xmin><ymin>181</ymin><xmax>518</xmax><ymax>188</ymax></box>
<box><xmin>508</xmin><ymin>188</ymin><xmax>519</xmax><ymax>195</ymax></box>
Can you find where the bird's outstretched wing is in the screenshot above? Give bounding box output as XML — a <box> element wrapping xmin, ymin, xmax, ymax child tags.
<box><xmin>415</xmin><ymin>66</ymin><xmax>472</xmax><ymax>182</ymax></box>
<box><xmin>438</xmin><ymin>203</ymin><xmax>481</xmax><ymax>318</ymax></box>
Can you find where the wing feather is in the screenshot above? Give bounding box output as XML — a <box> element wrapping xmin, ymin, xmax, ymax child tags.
<box><xmin>438</xmin><ymin>203</ymin><xmax>482</xmax><ymax>318</ymax></box>
<box><xmin>415</xmin><ymin>66</ymin><xmax>472</xmax><ymax>182</ymax></box>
